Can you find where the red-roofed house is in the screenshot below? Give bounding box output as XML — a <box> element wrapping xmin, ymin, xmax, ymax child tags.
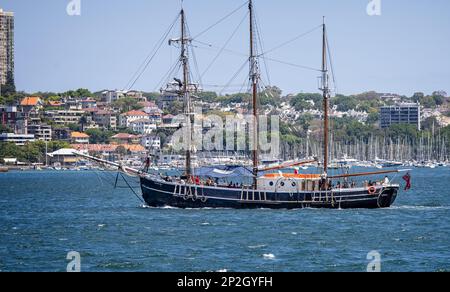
<box><xmin>20</xmin><ymin>97</ymin><xmax>43</xmax><ymax>114</ymax></box>
<box><xmin>119</xmin><ymin>110</ymin><xmax>149</xmax><ymax>128</ymax></box>
<box><xmin>47</xmin><ymin>101</ymin><xmax>65</xmax><ymax>108</ymax></box>
<box><xmin>71</xmin><ymin>132</ymin><xmax>90</xmax><ymax>144</ymax></box>
<box><xmin>111</xmin><ymin>133</ymin><xmax>140</xmax><ymax>144</ymax></box>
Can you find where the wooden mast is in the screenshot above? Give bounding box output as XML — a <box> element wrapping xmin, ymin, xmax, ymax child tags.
<box><xmin>321</xmin><ymin>17</ymin><xmax>330</xmax><ymax>176</ymax></box>
<box><xmin>181</xmin><ymin>9</ymin><xmax>192</xmax><ymax>178</ymax></box>
<box><xmin>249</xmin><ymin>0</ymin><xmax>259</xmax><ymax>188</ymax></box>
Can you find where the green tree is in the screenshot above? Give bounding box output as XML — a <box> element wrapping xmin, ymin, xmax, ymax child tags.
<box><xmin>332</xmin><ymin>95</ymin><xmax>359</xmax><ymax>112</ymax></box>
<box><xmin>85</xmin><ymin>128</ymin><xmax>113</xmax><ymax>144</ymax></box>
<box><xmin>290</xmin><ymin>95</ymin><xmax>313</xmax><ymax>111</ymax></box>
<box><xmin>412</xmin><ymin>92</ymin><xmax>425</xmax><ymax>103</ymax></box>
<box><xmin>386</xmin><ymin>124</ymin><xmax>419</xmax><ymax>140</ymax></box>
<box><xmin>421</xmin><ymin>117</ymin><xmax>439</xmax><ymax>131</ymax></box>
<box><xmin>217</xmin><ymin>93</ymin><xmax>251</xmax><ymax>105</ymax></box>
<box><xmin>196</xmin><ymin>91</ymin><xmax>218</xmax><ymax>102</ymax></box>
<box><xmin>68</xmin><ymin>123</ymin><xmax>81</xmax><ymax>132</ymax></box>
<box><xmin>0</xmin><ymin>142</ymin><xmax>22</xmax><ymax>161</ymax></box>
<box><xmin>112</xmin><ymin>97</ymin><xmax>142</xmax><ymax>113</ymax></box>
<box><xmin>142</xmin><ymin>92</ymin><xmax>161</xmax><ymax>102</ymax></box>
<box><xmin>366</xmin><ymin>110</ymin><xmax>380</xmax><ymax>124</ymax></box>
<box><xmin>355</xmin><ymin>91</ymin><xmax>381</xmax><ymax>101</ymax></box>
<box><xmin>291</xmin><ymin>93</ymin><xmax>322</xmax><ymax>111</ymax></box>
<box><xmin>432</xmin><ymin>91</ymin><xmax>446</xmax><ymax>106</ymax></box>
<box><xmin>164</xmin><ymin>101</ymin><xmax>184</xmax><ymax>115</ymax></box>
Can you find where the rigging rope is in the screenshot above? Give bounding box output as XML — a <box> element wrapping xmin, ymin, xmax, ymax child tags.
<box><xmin>193</xmin><ymin>40</ymin><xmax>248</xmax><ymax>58</ymax></box>
<box><xmin>219</xmin><ymin>59</ymin><xmax>249</xmax><ymax>96</ymax></box>
<box><xmin>201</xmin><ymin>11</ymin><xmax>249</xmax><ymax>80</ymax></box>
<box><xmin>192</xmin><ymin>1</ymin><xmax>249</xmax><ymax>39</ymax></box>
<box><xmin>254</xmin><ymin>9</ymin><xmax>272</xmax><ymax>87</ymax></box>
<box><xmin>326</xmin><ymin>33</ymin><xmax>338</xmax><ymax>95</ymax></box>
<box><xmin>259</xmin><ymin>24</ymin><xmax>323</xmax><ymax>57</ymax></box>
<box><xmin>119</xmin><ymin>173</ymin><xmax>145</xmax><ymax>204</ymax></box>
<box><xmin>264</xmin><ymin>56</ymin><xmax>321</xmax><ymax>72</ymax></box>
<box><xmin>154</xmin><ymin>59</ymin><xmax>182</xmax><ymax>92</ymax></box>
<box><xmin>185</xmin><ymin>21</ymin><xmax>203</xmax><ymax>89</ymax></box>
<box><xmin>124</xmin><ymin>13</ymin><xmax>181</xmax><ymax>91</ymax></box>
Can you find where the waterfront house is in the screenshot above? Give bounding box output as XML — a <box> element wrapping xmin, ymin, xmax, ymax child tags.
<box><xmin>70</xmin><ymin>132</ymin><xmax>90</xmax><ymax>144</ymax></box>
<box><xmin>47</xmin><ymin>148</ymin><xmax>78</xmax><ymax>166</ymax></box>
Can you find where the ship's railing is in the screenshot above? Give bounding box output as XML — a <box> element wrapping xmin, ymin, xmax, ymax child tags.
<box><xmin>240</xmin><ymin>187</ymin><xmax>267</xmax><ymax>202</ymax></box>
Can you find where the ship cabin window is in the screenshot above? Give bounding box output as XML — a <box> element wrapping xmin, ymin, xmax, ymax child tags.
<box><xmin>292</xmin><ymin>182</ymin><xmax>296</xmax><ymax>187</ymax></box>
<box><xmin>269</xmin><ymin>181</ymin><xmax>274</xmax><ymax>187</ymax></box>
<box><xmin>280</xmin><ymin>182</ymin><xmax>285</xmax><ymax>187</ymax></box>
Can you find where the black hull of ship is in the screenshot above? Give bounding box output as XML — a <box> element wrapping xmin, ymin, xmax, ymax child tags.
<box><xmin>140</xmin><ymin>177</ymin><xmax>399</xmax><ymax>209</ymax></box>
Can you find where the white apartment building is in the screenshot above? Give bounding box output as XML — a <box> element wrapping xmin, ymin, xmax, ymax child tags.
<box><xmin>119</xmin><ymin>110</ymin><xmax>149</xmax><ymax>128</ymax></box>
<box><xmin>130</xmin><ymin>119</ymin><xmax>157</xmax><ymax>135</ymax></box>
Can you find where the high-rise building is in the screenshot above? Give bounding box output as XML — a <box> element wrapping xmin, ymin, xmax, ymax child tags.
<box><xmin>0</xmin><ymin>8</ymin><xmax>14</xmax><ymax>86</ymax></box>
<box><xmin>380</xmin><ymin>103</ymin><xmax>421</xmax><ymax>130</ymax></box>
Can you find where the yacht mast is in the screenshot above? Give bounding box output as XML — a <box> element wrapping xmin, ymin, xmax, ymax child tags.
<box><xmin>249</xmin><ymin>0</ymin><xmax>259</xmax><ymax>188</ymax></box>
<box><xmin>321</xmin><ymin>18</ymin><xmax>330</xmax><ymax>176</ymax></box>
<box><xmin>180</xmin><ymin>9</ymin><xmax>192</xmax><ymax>177</ymax></box>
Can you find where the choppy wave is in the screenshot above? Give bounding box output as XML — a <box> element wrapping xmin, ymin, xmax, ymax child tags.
<box><xmin>248</xmin><ymin>244</ymin><xmax>267</xmax><ymax>249</ymax></box>
<box><xmin>390</xmin><ymin>205</ymin><xmax>450</xmax><ymax>211</ymax></box>
<box><xmin>263</xmin><ymin>254</ymin><xmax>276</xmax><ymax>260</ymax></box>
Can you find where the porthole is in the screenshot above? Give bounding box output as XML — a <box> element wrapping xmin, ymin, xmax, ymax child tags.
<box><xmin>269</xmin><ymin>181</ymin><xmax>274</xmax><ymax>186</ymax></box>
<box><xmin>280</xmin><ymin>182</ymin><xmax>285</xmax><ymax>187</ymax></box>
<box><xmin>292</xmin><ymin>182</ymin><xmax>297</xmax><ymax>187</ymax></box>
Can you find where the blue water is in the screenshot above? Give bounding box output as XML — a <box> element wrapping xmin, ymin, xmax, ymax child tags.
<box><xmin>0</xmin><ymin>168</ymin><xmax>449</xmax><ymax>272</ymax></box>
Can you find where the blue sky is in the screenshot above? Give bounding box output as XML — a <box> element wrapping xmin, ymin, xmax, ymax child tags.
<box><xmin>1</xmin><ymin>0</ymin><xmax>449</xmax><ymax>96</ymax></box>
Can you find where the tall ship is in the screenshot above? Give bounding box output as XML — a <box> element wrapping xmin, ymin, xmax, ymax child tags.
<box><xmin>78</xmin><ymin>1</ymin><xmax>408</xmax><ymax>209</ymax></box>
